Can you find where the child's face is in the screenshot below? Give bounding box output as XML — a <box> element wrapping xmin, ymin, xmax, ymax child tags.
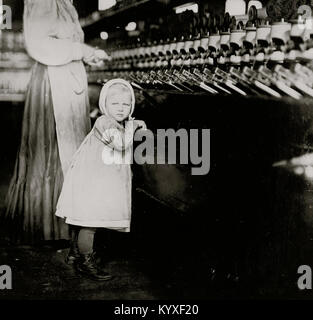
<box><xmin>106</xmin><ymin>88</ymin><xmax>132</xmax><ymax>122</ymax></box>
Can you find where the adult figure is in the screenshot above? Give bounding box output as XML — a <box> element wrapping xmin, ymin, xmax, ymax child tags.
<box><xmin>3</xmin><ymin>0</ymin><xmax>107</xmax><ymax>243</ymax></box>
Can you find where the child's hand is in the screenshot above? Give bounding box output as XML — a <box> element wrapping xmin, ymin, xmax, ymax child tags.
<box><xmin>102</xmin><ymin>116</ymin><xmax>124</xmax><ymax>130</ymax></box>
<box><xmin>134</xmin><ymin>120</ymin><xmax>147</xmax><ymax>131</ymax></box>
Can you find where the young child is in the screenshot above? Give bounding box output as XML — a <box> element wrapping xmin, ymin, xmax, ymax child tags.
<box><xmin>55</xmin><ymin>79</ymin><xmax>146</xmax><ymax>281</ymax></box>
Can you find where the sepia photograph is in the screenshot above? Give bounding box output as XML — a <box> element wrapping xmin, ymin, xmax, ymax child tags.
<box><xmin>1</xmin><ymin>0</ymin><xmax>313</xmax><ymax>309</ymax></box>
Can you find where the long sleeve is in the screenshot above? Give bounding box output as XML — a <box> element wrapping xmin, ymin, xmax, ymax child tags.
<box><xmin>94</xmin><ymin>116</ymin><xmax>135</xmax><ymax>152</ymax></box>
<box><xmin>23</xmin><ymin>0</ymin><xmax>84</xmax><ymax>66</ymax></box>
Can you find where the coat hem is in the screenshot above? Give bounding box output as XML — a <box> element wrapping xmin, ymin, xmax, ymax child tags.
<box><xmin>56</xmin><ymin>215</ymin><xmax>131</xmax><ymax>231</ymax></box>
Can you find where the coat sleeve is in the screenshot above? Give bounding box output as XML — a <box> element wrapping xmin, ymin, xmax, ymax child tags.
<box><xmin>23</xmin><ymin>0</ymin><xmax>84</xmax><ymax>66</ymax></box>
<box><xmin>94</xmin><ymin>116</ymin><xmax>135</xmax><ymax>151</ymax></box>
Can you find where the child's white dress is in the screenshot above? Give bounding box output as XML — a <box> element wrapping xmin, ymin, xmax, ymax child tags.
<box><xmin>55</xmin><ymin>115</ymin><xmax>134</xmax><ymax>232</ymax></box>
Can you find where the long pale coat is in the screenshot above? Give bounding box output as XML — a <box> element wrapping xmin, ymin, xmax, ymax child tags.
<box><xmin>56</xmin><ymin>80</ymin><xmax>136</xmax><ymax>231</ymax></box>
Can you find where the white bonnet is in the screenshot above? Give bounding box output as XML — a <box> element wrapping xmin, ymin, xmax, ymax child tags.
<box><xmin>98</xmin><ymin>78</ymin><xmax>135</xmax><ymax>120</ymax></box>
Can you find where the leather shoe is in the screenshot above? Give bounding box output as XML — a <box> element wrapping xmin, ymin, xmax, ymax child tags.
<box><xmin>75</xmin><ymin>252</ymin><xmax>112</xmax><ymax>281</ymax></box>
